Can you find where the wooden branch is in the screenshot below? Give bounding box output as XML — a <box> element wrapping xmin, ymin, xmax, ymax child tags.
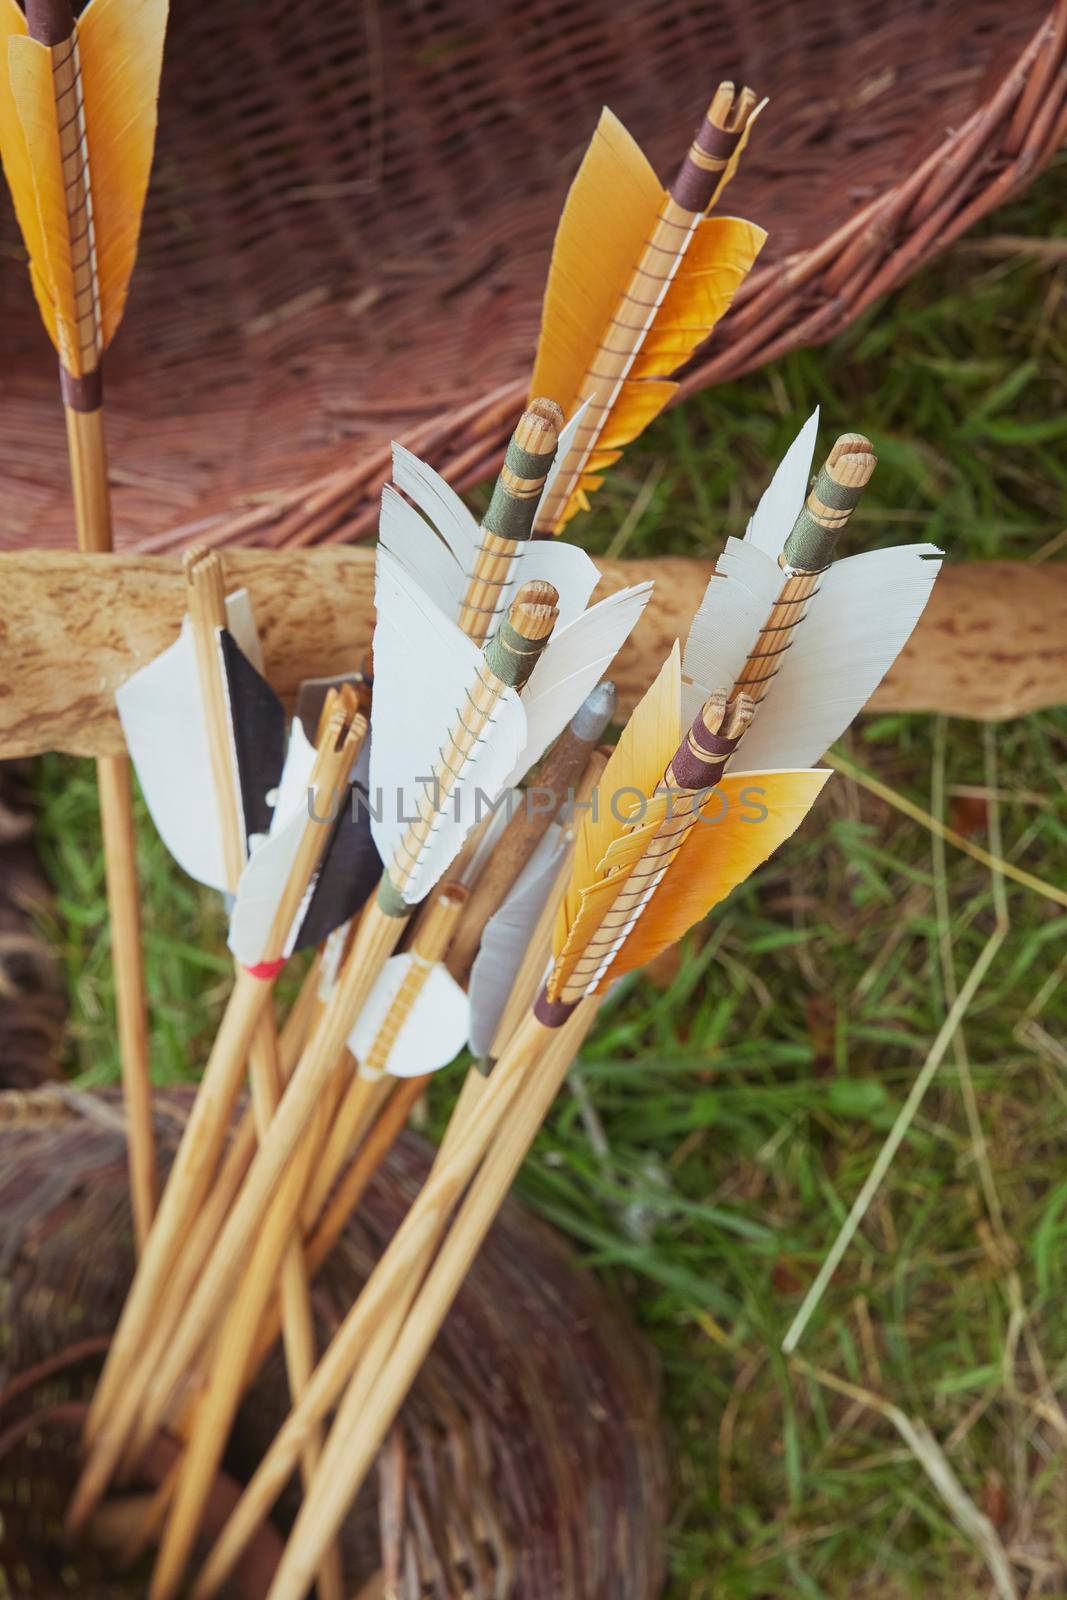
<box><xmin>1</xmin><ymin>550</ymin><xmax>1064</xmax><ymax>758</ymax></box>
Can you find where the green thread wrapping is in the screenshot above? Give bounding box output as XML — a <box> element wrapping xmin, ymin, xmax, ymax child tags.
<box><xmin>482</xmin><ymin>479</ymin><xmax>540</xmax><ymax>541</ymax></box>
<box><xmin>481</xmin><ymin>439</ymin><xmax>556</xmax><ymax>542</ymax></box>
<box><xmin>376</xmin><ymin>873</ymin><xmax>411</xmax><ymax>918</ymax></box>
<box><xmin>504</xmin><ymin>440</ymin><xmax>556</xmax><ymax>480</ymax></box>
<box><xmin>483</xmin><ymin>618</ymin><xmax>550</xmax><ymax>691</ymax></box>
<box><xmin>810</xmin><ymin>470</ymin><xmax>864</xmax><ymax>512</ymax></box>
<box><xmin>782</xmin><ymin>509</ymin><xmax>837</xmax><ymax>572</ymax></box>
<box><xmin>783</xmin><ymin>470</ymin><xmax>865</xmax><ymax>570</ymax></box>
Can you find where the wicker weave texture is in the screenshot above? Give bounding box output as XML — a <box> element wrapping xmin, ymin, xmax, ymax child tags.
<box><xmin>0</xmin><ymin>1088</ymin><xmax>665</xmax><ymax>1599</ymax></box>
<box><xmin>1</xmin><ymin>0</ymin><xmax>1064</xmax><ymax>553</ymax></box>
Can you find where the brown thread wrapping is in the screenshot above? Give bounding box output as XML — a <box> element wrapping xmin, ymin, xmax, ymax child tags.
<box><xmin>533</xmin><ymin>987</ymin><xmax>578</xmax><ymax>1029</ymax></box>
<box><xmin>60</xmin><ymin>366</ymin><xmax>103</xmax><ymax>412</ymax></box>
<box><xmin>25</xmin><ymin>0</ymin><xmax>74</xmax><ymax>45</ymax></box>
<box><xmin>670</xmin><ymin>121</ymin><xmax>741</xmax><ymax>212</ymax></box>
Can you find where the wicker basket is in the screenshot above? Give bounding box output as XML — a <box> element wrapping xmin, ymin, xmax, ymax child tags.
<box><xmin>0</xmin><ymin>1087</ymin><xmax>666</xmax><ymax>1598</ymax></box>
<box><xmin>2</xmin><ymin>0</ymin><xmax>1064</xmax><ymax>554</ymax></box>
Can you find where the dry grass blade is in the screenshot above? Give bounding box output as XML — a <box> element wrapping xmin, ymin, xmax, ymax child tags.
<box><xmin>782</xmin><ymin>758</ymin><xmax>1011</xmax><ymax>1355</ymax></box>
<box><xmin>792</xmin><ymin>1358</ymin><xmax>1020</xmax><ymax>1600</ymax></box>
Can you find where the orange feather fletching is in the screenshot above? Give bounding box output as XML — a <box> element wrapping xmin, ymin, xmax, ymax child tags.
<box><xmin>549</xmin><ymin>640</ymin><xmax>830</xmax><ymax>1001</ymax></box>
<box><xmin>0</xmin><ymin>0</ymin><xmax>167</xmax><ymax>371</ymax></box>
<box><xmin>584</xmin><ymin>768</ymin><xmax>830</xmax><ymax>992</ymax></box>
<box><xmin>530</xmin><ymin>106</ymin><xmax>765</xmax><ymax>533</ymax></box>
<box><xmin>551</xmin><ymin>643</ymin><xmax>682</xmax><ymax>998</ymax></box>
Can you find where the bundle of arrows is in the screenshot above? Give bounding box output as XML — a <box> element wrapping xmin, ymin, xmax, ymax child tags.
<box><xmin>0</xmin><ymin>21</ymin><xmax>944</xmax><ymax>1594</ymax></box>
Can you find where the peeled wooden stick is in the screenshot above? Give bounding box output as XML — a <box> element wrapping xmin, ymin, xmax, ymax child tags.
<box><xmin>300</xmin><ymin>1075</ymin><xmax>429</xmax><ymax>1281</ymax></box>
<box><xmin>72</xmin><ymin>398</ymin><xmax>156</xmax><ymax>1262</ymax></box>
<box><xmin>446</xmin><ymin>681</ymin><xmax>616</xmax><ymax>982</ymax></box>
<box><xmin>74</xmin><ymin>584</ymin><xmax>561</xmax><ymax>1517</ymax></box>
<box><xmin>183</xmin><ymin>550</ymin><xmax>245</xmax><ymax>886</ymax></box>
<box><xmin>123</xmin><ymin>954</ymin><xmax>323</xmax><ymax>1432</ymax></box>
<box><xmin>149</xmin><ymin>885</ymin><xmax>469</xmax><ymax>1595</ymax></box>
<box><xmin>6</xmin><ymin>552</ymin><xmax>1064</xmax><ymax>758</ymax></box>
<box><xmin>148</xmin><ymin>1064</ymin><xmax>333</xmax><ymax>1600</ymax></box>
<box><xmin>300</xmin><ymin>1076</ymin><xmax>393</xmax><ymax>1231</ymax></box>
<box><xmin>259</xmin><ymin>1000</ymin><xmax>601</xmax><ymax>1600</ymax></box>
<box><xmin>219</xmin><ymin>1073</ymin><xmax>428</xmax><ymax>1413</ymax></box>
<box><xmin>70</xmin><ymin>711</ymin><xmax>365</xmax><ymax>1534</ymax></box>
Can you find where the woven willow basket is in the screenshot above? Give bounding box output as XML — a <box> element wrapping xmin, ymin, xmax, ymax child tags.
<box><xmin>2</xmin><ymin>0</ymin><xmax>1064</xmax><ymax>553</ymax></box>
<box><xmin>0</xmin><ymin>1088</ymin><xmax>666</xmax><ymax>1598</ymax></box>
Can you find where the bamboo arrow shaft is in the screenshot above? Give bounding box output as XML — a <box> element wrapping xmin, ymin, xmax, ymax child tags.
<box><xmin>263</xmin><ymin>1000</ymin><xmax>599</xmax><ymax>1600</ymax></box>
<box><xmin>109</xmin><ymin>904</ymin><xmax>405</xmax><ymax>1484</ymax></box>
<box><xmin>95</xmin><ymin>752</ymin><xmax>155</xmax><ymax>1249</ymax></box>
<box><xmin>149</xmin><ymin>1071</ymin><xmax>333</xmax><ymax>1600</ymax></box>
<box><xmin>192</xmin><ymin>1004</ymin><xmax>560</xmax><ymax>1600</ymax></box>
<box><xmin>64</xmin><ymin>405</ymin><xmax>112</xmax><ymax>547</ymax></box>
<box><xmin>73</xmin><ymin>723</ymin><xmax>362</xmax><ymax>1528</ymax></box>
<box><xmin>69</xmin><ymin>407</ymin><xmax>155</xmax><ymax>1261</ymax></box>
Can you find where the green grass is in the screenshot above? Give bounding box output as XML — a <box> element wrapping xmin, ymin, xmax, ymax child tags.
<box><xmin>32</xmin><ymin>155</ymin><xmax>1067</xmax><ymax>1596</ymax></box>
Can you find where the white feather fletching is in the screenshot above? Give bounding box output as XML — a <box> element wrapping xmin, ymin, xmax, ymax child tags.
<box><xmin>744</xmin><ymin>409</ymin><xmax>819</xmax><ymax>557</ymax></box>
<box><xmin>116</xmin><ymin>591</ymin><xmax>263</xmax><ymax>893</ymax></box>
<box><xmin>348</xmin><ymin>954</ymin><xmax>470</xmax><ymax>1078</ymax></box>
<box><xmin>504</xmin><ymin>538</ymin><xmax>601</xmax><ymax>629</ymax></box>
<box><xmin>504</xmin><ymin>581</ymin><xmax>652</xmax><ymax>787</ymax></box>
<box><xmin>379</xmin><ymin>483</ymin><xmax>463</xmax><ymax>617</ymax></box>
<box><xmin>381</xmin><ymin>443</ymin><xmax>601</xmax><ymax>630</ymax></box>
<box><xmin>468</xmin><ymin>824</ymin><xmax>566</xmax><ymax>1056</ymax></box>
<box><xmin>390</xmin><ymin>443</ymin><xmax>480</xmax><ymax>571</ymax></box>
<box><xmin>228</xmin><ymin>811</ymin><xmax>306</xmax><ymax>966</ymax></box>
<box><xmin>269</xmin><ymin>719</ymin><xmax>318</xmax><ymax>836</ymax></box>
<box><xmin>681</xmin><ymin>538</ymin><xmax>782</xmax><ymax>725</ymax></box>
<box><xmin>369</xmin><ymin>547</ymin><xmax>527</xmax><ymax>905</ymax></box>
<box><xmin>680</xmin><ymin>413</ymin><xmax>820</xmax><ymax>724</ymax></box>
<box><xmin>227</xmin><ymin>718</ymin><xmax>319</xmax><ymax>968</ymax></box>
<box><xmin>541</xmin><ymin>396</ymin><xmax>592</xmax><ymax>508</ymax></box>
<box><xmin>737</xmin><ymin>543</ymin><xmax>943</xmax><ymax>769</ymax></box>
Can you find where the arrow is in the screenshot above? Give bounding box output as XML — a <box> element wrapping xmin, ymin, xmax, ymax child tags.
<box><xmin>0</xmin><ymin>0</ymin><xmax>168</xmax><ymax>1249</ymax></box>
<box><xmin>531</xmin><ymin>82</ymin><xmax>765</xmax><ymax>533</ymax></box>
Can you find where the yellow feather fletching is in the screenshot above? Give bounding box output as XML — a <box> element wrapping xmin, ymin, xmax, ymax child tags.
<box><xmin>530</xmin><ymin>105</ymin><xmax>764</xmax><ymax>532</ymax></box>
<box><xmin>0</xmin><ymin>0</ymin><xmax>59</xmax><ymax>350</ymax></box>
<box><xmin>78</xmin><ymin>0</ymin><xmax>168</xmax><ymax>348</ymax></box>
<box><xmin>589</xmin><ymin>768</ymin><xmax>831</xmax><ymax>993</ymax></box>
<box><xmin>530</xmin><ymin>107</ymin><xmax>663</xmax><ymax>418</ymax></box>
<box><xmin>550</xmin><ymin>644</ymin><xmax>681</xmax><ymax>997</ymax></box>
<box><xmin>630</xmin><ymin>215</ymin><xmax>766</xmax><ymax>381</ymax></box>
<box><xmin>0</xmin><ymin>0</ymin><xmax>166</xmax><ymax>366</ymax></box>
<box><xmin>706</xmin><ymin>99</ymin><xmax>764</xmax><ymax>213</ymax></box>
<box><xmin>548</xmin><ymin>378</ymin><xmax>675</xmax><ymax>531</ymax></box>
<box><xmin>4</xmin><ymin>26</ymin><xmax>82</xmax><ymax>369</ymax></box>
